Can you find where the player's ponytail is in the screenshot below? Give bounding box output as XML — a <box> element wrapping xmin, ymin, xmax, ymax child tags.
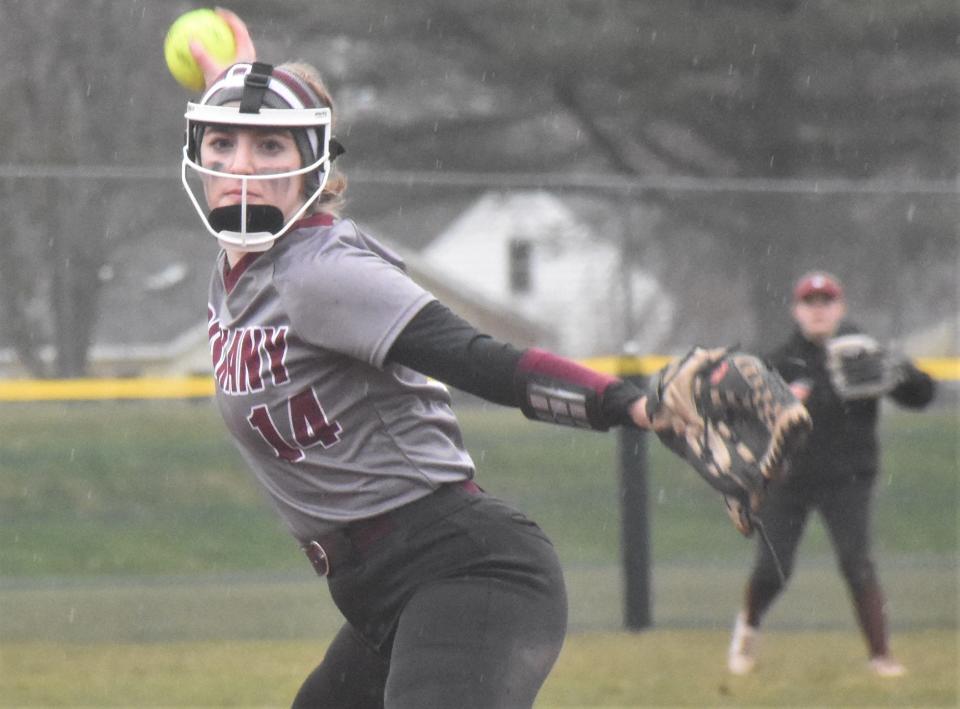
<box><xmin>278</xmin><ymin>61</ymin><xmax>348</xmax><ymax>216</ymax></box>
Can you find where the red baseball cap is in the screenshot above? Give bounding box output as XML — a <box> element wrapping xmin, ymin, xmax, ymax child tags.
<box><xmin>793</xmin><ymin>271</ymin><xmax>843</xmax><ymax>302</ymax></box>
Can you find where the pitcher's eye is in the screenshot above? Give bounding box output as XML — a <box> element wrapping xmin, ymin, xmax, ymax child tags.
<box><xmin>260</xmin><ymin>138</ymin><xmax>284</xmax><ymax>153</ymax></box>
<box><xmin>204</xmin><ymin>134</ymin><xmax>235</xmax><ymax>153</ymax></box>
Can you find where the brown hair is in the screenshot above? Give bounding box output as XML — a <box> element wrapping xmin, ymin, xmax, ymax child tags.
<box><xmin>278</xmin><ymin>61</ymin><xmax>347</xmax><ymax>216</ymax></box>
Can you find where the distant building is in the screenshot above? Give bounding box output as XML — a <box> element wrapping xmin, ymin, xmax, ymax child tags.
<box><xmin>421</xmin><ymin>190</ymin><xmax>674</xmax><ymax>358</ymax></box>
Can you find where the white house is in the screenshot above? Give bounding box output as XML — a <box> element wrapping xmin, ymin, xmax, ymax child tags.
<box><xmin>422</xmin><ymin>191</ymin><xmax>674</xmax><ymax>358</ymax></box>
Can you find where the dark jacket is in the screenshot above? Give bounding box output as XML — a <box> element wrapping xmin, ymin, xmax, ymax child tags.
<box><xmin>766</xmin><ymin>323</ymin><xmax>935</xmax><ymax>482</ymax></box>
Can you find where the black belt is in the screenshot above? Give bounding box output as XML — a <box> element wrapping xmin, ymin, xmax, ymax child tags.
<box><xmin>303</xmin><ymin>479</ymin><xmax>482</xmax><ymax>577</ymax></box>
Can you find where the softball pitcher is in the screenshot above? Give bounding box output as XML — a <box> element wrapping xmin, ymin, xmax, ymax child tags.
<box><xmin>182</xmin><ymin>13</ymin><xmax>655</xmax><ymax>708</ymax></box>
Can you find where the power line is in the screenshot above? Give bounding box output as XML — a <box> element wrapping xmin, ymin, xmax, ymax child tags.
<box><xmin>0</xmin><ymin>163</ymin><xmax>957</xmax><ymax>195</ymax></box>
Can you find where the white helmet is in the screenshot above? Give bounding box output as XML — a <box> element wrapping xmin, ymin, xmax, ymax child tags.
<box><xmin>181</xmin><ymin>62</ymin><xmax>344</xmax><ymax>251</ymax></box>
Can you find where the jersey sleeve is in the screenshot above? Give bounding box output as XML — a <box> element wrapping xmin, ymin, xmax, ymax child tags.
<box><xmin>387</xmin><ymin>300</ymin><xmax>523</xmax><ymax>406</ymax></box>
<box><xmin>277</xmin><ymin>225</ymin><xmax>436</xmax><ymax>367</ymax></box>
<box><xmin>388</xmin><ymin>301</ymin><xmax>644</xmax><ymax>430</ymax></box>
<box><xmin>889</xmin><ymin>360</ymin><xmax>936</xmax><ymax>409</ymax></box>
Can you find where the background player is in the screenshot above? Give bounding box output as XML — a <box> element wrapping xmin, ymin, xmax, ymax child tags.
<box><xmin>726</xmin><ymin>271</ymin><xmax>936</xmax><ymax>678</ymax></box>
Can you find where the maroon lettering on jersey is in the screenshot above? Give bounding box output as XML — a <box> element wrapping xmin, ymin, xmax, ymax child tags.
<box><xmin>207</xmin><ymin>308</ymin><xmax>292</xmax><ymax>395</ymax></box>
<box><xmin>290</xmin><ymin>388</ymin><xmax>343</xmax><ymax>449</ymax></box>
<box><xmin>263</xmin><ymin>327</ymin><xmax>290</xmax><ymax>386</ymax></box>
<box><xmin>223</xmin><ymin>329</ymin><xmax>244</xmax><ymax>392</ymax></box>
<box><xmin>210</xmin><ymin>327</ymin><xmax>236</xmax><ymax>392</ymax></box>
<box><xmin>208</xmin><ymin>305</ymin><xmax>227</xmax><ymax>371</ymax></box>
<box><xmin>248</xmin><ymin>404</ymin><xmax>305</xmax><ymax>462</ymax></box>
<box><xmin>247</xmin><ymin>388</ymin><xmax>343</xmax><ymax>462</ymax></box>
<box><xmin>238</xmin><ymin>328</ymin><xmax>265</xmax><ymax>391</ymax></box>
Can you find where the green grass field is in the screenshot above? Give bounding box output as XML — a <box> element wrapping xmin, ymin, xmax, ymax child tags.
<box><xmin>0</xmin><ymin>400</ymin><xmax>957</xmax><ymax>706</ymax></box>
<box><xmin>3</xmin><ymin>630</ymin><xmax>956</xmax><ymax>707</ymax></box>
<box><xmin>2</xmin><ymin>401</ymin><xmax>956</xmax><ymax>576</ymax></box>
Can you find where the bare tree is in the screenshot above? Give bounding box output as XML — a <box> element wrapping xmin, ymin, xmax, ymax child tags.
<box><xmin>0</xmin><ymin>1</ymin><xmax>178</xmax><ymax>376</ymax></box>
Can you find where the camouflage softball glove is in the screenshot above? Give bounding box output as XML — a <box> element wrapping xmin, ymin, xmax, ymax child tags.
<box><xmin>645</xmin><ymin>347</ymin><xmax>812</xmax><ymax>536</ymax></box>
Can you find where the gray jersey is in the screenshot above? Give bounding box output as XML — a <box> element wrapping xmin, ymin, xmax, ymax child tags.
<box><xmin>207</xmin><ymin>215</ymin><xmax>475</xmax><ymax>542</ymax></box>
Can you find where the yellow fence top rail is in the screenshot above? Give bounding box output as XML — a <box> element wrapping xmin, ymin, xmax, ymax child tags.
<box><xmin>0</xmin><ymin>357</ymin><xmax>955</xmax><ymax>402</ymax></box>
<box><xmin>0</xmin><ymin>377</ymin><xmax>215</xmax><ymax>402</ymax></box>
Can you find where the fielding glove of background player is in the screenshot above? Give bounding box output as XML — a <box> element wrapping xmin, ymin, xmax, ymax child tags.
<box><xmin>825</xmin><ymin>334</ymin><xmax>907</xmax><ymax>400</ymax></box>
<box><xmin>645</xmin><ymin>347</ymin><xmax>812</xmax><ymax>536</ymax></box>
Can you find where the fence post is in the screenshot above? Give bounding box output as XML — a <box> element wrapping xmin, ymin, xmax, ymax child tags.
<box><xmin>619</xmin><ymin>370</ymin><xmax>652</xmax><ymax>630</ymax></box>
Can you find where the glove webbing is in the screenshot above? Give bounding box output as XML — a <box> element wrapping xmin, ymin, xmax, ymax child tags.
<box><xmin>656</xmin><ymin>346</ymin><xmax>788</xmax><ymax>581</ymax></box>
<box><xmin>653</xmin><ymin>347</ymin><xmax>727</xmax><ymax>467</ymax></box>
<box><xmin>689</xmin><ymin>347</ymin><xmax>734</xmax><ymax>475</ymax></box>
<box><xmin>691</xmin><ymin>350</ymin><xmax>787</xmax><ymax>584</ymax></box>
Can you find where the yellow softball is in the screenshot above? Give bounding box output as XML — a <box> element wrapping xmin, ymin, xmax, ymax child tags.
<box><xmin>164</xmin><ymin>8</ymin><xmax>237</xmax><ymax>92</ymax></box>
